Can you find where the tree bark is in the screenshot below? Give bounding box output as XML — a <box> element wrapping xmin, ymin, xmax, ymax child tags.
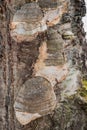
<box><xmin>0</xmin><ymin>0</ymin><xmax>87</xmax><ymax>130</ymax></box>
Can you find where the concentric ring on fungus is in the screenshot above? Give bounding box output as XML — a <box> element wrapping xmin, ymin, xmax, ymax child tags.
<box><xmin>14</xmin><ymin>76</ymin><xmax>56</xmax><ymax>125</ymax></box>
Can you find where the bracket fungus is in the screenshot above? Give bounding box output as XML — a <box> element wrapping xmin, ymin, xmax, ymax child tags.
<box><xmin>34</xmin><ymin>40</ymin><xmax>68</xmax><ymax>86</ymax></box>
<box><xmin>14</xmin><ymin>77</ymin><xmax>56</xmax><ymax>125</ymax></box>
<box><xmin>10</xmin><ymin>3</ymin><xmax>47</xmax><ymax>42</ymax></box>
<box><xmin>10</xmin><ymin>1</ymin><xmax>68</xmax><ymax>42</ymax></box>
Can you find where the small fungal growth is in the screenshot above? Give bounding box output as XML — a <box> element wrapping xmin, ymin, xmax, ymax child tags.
<box><xmin>62</xmin><ymin>31</ymin><xmax>75</xmax><ymax>40</ymax></box>
<box><xmin>25</xmin><ymin>0</ymin><xmax>38</xmax><ymax>3</ymax></box>
<box><xmin>79</xmin><ymin>80</ymin><xmax>87</xmax><ymax>101</ymax></box>
<box><xmin>14</xmin><ymin>77</ymin><xmax>56</xmax><ymax>125</ymax></box>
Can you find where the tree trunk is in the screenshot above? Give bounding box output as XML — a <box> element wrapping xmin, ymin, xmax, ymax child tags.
<box><xmin>0</xmin><ymin>0</ymin><xmax>87</xmax><ymax>130</ymax></box>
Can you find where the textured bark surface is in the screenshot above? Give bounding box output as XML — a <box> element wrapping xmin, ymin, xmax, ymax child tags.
<box><xmin>0</xmin><ymin>0</ymin><xmax>87</xmax><ymax>130</ymax></box>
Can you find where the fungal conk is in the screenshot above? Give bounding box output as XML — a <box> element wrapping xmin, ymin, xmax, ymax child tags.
<box><xmin>10</xmin><ymin>3</ymin><xmax>47</xmax><ymax>42</ymax></box>
<box><xmin>10</xmin><ymin>2</ymin><xmax>68</xmax><ymax>42</ymax></box>
<box><xmin>14</xmin><ymin>77</ymin><xmax>56</xmax><ymax>125</ymax></box>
